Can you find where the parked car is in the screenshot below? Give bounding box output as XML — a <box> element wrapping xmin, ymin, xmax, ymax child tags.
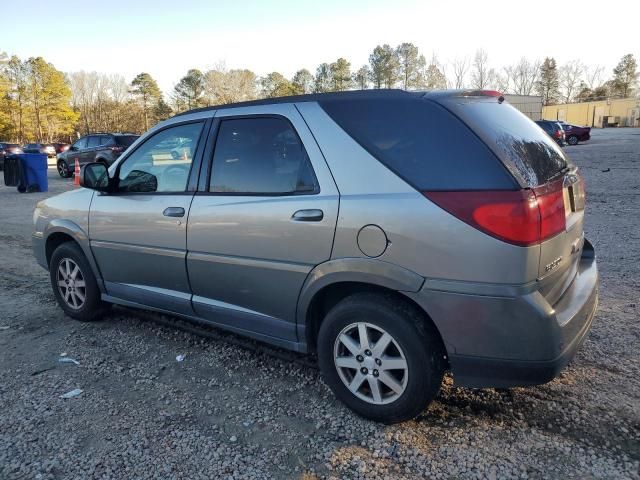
<box><xmin>33</xmin><ymin>90</ymin><xmax>598</xmax><ymax>423</ymax></box>
<box><xmin>23</xmin><ymin>143</ymin><xmax>56</xmax><ymax>157</ymax></box>
<box><xmin>56</xmin><ymin>133</ymin><xmax>139</xmax><ymax>178</ymax></box>
<box><xmin>560</xmin><ymin>123</ymin><xmax>591</xmax><ymax>145</ymax></box>
<box><xmin>0</xmin><ymin>142</ymin><xmax>23</xmax><ymax>170</ymax></box>
<box><xmin>52</xmin><ymin>142</ymin><xmax>70</xmax><ymax>154</ymax></box>
<box><xmin>535</xmin><ymin>120</ymin><xmax>566</xmax><ymax>146</ymax></box>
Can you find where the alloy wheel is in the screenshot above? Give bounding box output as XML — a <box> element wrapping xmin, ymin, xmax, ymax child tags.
<box><xmin>58</xmin><ymin>161</ymin><xmax>69</xmax><ymax>177</ymax></box>
<box><xmin>333</xmin><ymin>322</ymin><xmax>408</xmax><ymax>405</ymax></box>
<box><xmin>56</xmin><ymin>258</ymin><xmax>86</xmax><ymax>309</ymax></box>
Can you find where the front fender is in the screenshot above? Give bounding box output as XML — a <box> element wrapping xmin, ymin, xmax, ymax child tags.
<box><xmin>41</xmin><ymin>219</ymin><xmax>104</xmax><ymax>292</ymax></box>
<box><xmin>295</xmin><ymin>258</ymin><xmax>425</xmax><ymax>343</ymax></box>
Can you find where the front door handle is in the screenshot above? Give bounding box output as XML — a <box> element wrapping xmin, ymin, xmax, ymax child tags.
<box><xmin>291</xmin><ymin>209</ymin><xmax>323</xmax><ymax>222</ymax></box>
<box><xmin>163</xmin><ymin>207</ymin><xmax>185</xmax><ymax>217</ymax></box>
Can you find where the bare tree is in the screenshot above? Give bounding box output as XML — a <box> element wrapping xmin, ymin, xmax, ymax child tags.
<box><xmin>504</xmin><ymin>58</ymin><xmax>540</xmax><ymax>95</ymax></box>
<box><xmin>560</xmin><ymin>60</ymin><xmax>585</xmax><ymax>103</ymax></box>
<box><xmin>471</xmin><ymin>49</ymin><xmax>494</xmax><ymax>89</ymax></box>
<box><xmin>451</xmin><ymin>57</ymin><xmax>469</xmax><ymax>89</ymax></box>
<box><xmin>585</xmin><ymin>65</ymin><xmax>604</xmax><ymax>90</ymax></box>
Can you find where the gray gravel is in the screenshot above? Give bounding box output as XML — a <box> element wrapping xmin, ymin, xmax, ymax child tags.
<box><xmin>1</xmin><ymin>128</ymin><xmax>639</xmax><ymax>479</ymax></box>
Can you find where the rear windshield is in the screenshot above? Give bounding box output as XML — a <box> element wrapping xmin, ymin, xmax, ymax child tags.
<box><xmin>441</xmin><ymin>99</ymin><xmax>568</xmax><ymax>186</ymax></box>
<box><xmin>320</xmin><ymin>98</ymin><xmax>516</xmax><ymax>191</ymax></box>
<box><xmin>115</xmin><ymin>135</ymin><xmax>139</xmax><ymax>146</ymax></box>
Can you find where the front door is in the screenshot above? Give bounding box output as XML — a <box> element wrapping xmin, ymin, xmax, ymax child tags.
<box><xmin>187</xmin><ymin>105</ymin><xmax>339</xmax><ymax>343</ymax></box>
<box><xmin>89</xmin><ymin>120</ymin><xmax>208</xmax><ymax>315</ymax></box>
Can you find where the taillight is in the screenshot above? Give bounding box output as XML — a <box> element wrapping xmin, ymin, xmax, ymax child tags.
<box><xmin>109</xmin><ymin>146</ymin><xmax>124</xmax><ymax>153</ymax></box>
<box><xmin>424</xmin><ymin>180</ymin><xmax>566</xmax><ymax>247</ymax></box>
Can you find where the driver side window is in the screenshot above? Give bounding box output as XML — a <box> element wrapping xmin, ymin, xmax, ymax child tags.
<box><xmin>117</xmin><ymin>122</ymin><xmax>204</xmax><ymax>193</ymax></box>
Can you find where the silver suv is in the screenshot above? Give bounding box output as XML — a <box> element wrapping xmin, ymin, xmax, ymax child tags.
<box><xmin>33</xmin><ymin>90</ymin><xmax>598</xmax><ymax>423</ymax></box>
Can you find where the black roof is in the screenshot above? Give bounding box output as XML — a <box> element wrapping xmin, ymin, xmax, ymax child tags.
<box><xmin>174</xmin><ymin>89</ymin><xmax>423</xmax><ymax>117</ymax></box>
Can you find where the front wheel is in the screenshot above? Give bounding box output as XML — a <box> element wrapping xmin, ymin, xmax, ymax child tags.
<box><xmin>50</xmin><ymin>242</ymin><xmax>107</xmax><ymax>321</ymax></box>
<box><xmin>567</xmin><ymin>135</ymin><xmax>579</xmax><ymax>146</ymax></box>
<box><xmin>318</xmin><ymin>293</ymin><xmax>445</xmax><ymax>423</ymax></box>
<box><xmin>57</xmin><ymin>160</ymin><xmax>72</xmax><ymax>178</ymax></box>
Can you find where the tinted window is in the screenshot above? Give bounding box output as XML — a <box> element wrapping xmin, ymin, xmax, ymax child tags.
<box><xmin>117</xmin><ymin>122</ymin><xmax>203</xmax><ymax>193</ymax></box>
<box><xmin>115</xmin><ymin>135</ymin><xmax>139</xmax><ymax>146</ymax></box>
<box><xmin>449</xmin><ymin>101</ymin><xmax>568</xmax><ymax>186</ymax></box>
<box><xmin>73</xmin><ymin>137</ymin><xmax>88</xmax><ymax>150</ymax></box>
<box><xmin>210</xmin><ymin>117</ymin><xmax>318</xmax><ymax>194</ymax></box>
<box><xmin>321</xmin><ymin>98</ymin><xmax>516</xmax><ymax>191</ymax></box>
<box><xmin>87</xmin><ymin>136</ymin><xmax>101</xmax><ymax>148</ymax></box>
<box><xmin>99</xmin><ymin>135</ymin><xmax>112</xmax><ymax>146</ymax></box>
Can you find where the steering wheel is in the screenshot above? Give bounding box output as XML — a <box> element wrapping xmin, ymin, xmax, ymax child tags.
<box><xmin>161</xmin><ymin>164</ymin><xmax>190</xmax><ymax>190</ymax></box>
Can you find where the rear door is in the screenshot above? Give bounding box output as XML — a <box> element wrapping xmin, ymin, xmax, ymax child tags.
<box><xmin>83</xmin><ymin>135</ymin><xmax>101</xmax><ymax>164</ymax></box>
<box><xmin>186</xmin><ymin>104</ymin><xmax>339</xmax><ymax>342</ymax></box>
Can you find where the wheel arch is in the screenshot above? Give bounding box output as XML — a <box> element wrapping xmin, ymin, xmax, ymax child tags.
<box><xmin>297</xmin><ymin>259</ymin><xmax>446</xmax><ymax>357</ymax></box>
<box><xmin>44</xmin><ymin>220</ymin><xmax>105</xmax><ymax>293</ymax></box>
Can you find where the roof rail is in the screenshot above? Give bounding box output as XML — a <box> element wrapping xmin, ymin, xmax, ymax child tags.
<box><xmin>173</xmin><ymin>89</ymin><xmax>415</xmax><ymax>117</ymax></box>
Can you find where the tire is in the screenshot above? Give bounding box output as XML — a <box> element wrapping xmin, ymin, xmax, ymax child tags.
<box><xmin>567</xmin><ymin>135</ymin><xmax>579</xmax><ymax>146</ymax></box>
<box><xmin>317</xmin><ymin>293</ymin><xmax>445</xmax><ymax>424</ymax></box>
<box><xmin>57</xmin><ymin>160</ymin><xmax>72</xmax><ymax>178</ymax></box>
<box><xmin>49</xmin><ymin>242</ymin><xmax>107</xmax><ymax>321</ymax></box>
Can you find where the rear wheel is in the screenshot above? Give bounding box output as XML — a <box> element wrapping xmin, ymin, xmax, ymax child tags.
<box><xmin>317</xmin><ymin>293</ymin><xmax>445</xmax><ymax>423</ymax></box>
<box><xmin>567</xmin><ymin>135</ymin><xmax>579</xmax><ymax>146</ymax></box>
<box><xmin>57</xmin><ymin>160</ymin><xmax>72</xmax><ymax>178</ymax></box>
<box><xmin>50</xmin><ymin>242</ymin><xmax>107</xmax><ymax>321</ymax></box>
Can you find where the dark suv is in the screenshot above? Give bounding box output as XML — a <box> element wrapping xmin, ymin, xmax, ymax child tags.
<box><xmin>56</xmin><ymin>133</ymin><xmax>139</xmax><ymax>178</ymax></box>
<box><xmin>535</xmin><ymin>120</ymin><xmax>566</xmax><ymax>146</ymax></box>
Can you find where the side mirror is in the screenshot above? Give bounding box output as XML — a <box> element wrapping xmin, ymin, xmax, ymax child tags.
<box><xmin>80</xmin><ymin>162</ymin><xmax>110</xmax><ymax>191</ymax></box>
<box><xmin>69</xmin><ymin>145</ymin><xmax>78</xmax><ymax>152</ymax></box>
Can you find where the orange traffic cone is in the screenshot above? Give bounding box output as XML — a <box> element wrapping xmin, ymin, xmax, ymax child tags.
<box><xmin>73</xmin><ymin>158</ymin><xmax>81</xmax><ymax>186</ymax></box>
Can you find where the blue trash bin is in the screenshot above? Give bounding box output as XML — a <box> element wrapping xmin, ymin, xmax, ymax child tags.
<box><xmin>17</xmin><ymin>153</ymin><xmax>48</xmax><ymax>193</ymax></box>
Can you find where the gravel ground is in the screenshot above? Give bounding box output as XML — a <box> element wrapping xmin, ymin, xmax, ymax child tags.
<box><xmin>0</xmin><ymin>128</ymin><xmax>638</xmax><ymax>479</ymax></box>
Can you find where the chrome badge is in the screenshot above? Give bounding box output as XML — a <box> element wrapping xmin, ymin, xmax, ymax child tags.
<box><xmin>545</xmin><ymin>256</ymin><xmax>563</xmax><ymax>272</ymax></box>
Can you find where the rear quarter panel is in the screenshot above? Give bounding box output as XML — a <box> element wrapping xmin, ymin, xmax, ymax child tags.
<box><xmin>296</xmin><ymin>102</ymin><xmax>540</xmax><ymax>285</ymax></box>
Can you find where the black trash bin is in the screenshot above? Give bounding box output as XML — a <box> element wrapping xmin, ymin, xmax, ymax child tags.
<box><xmin>3</xmin><ymin>155</ymin><xmax>22</xmax><ymax>187</ymax></box>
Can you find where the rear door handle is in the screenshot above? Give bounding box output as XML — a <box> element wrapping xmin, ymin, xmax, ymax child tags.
<box><xmin>163</xmin><ymin>207</ymin><xmax>185</xmax><ymax>217</ymax></box>
<box><xmin>291</xmin><ymin>209</ymin><xmax>323</xmax><ymax>222</ymax></box>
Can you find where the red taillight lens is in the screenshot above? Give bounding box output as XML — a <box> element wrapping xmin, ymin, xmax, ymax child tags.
<box><xmin>533</xmin><ymin>180</ymin><xmax>566</xmax><ymax>240</ymax></box>
<box><xmin>424</xmin><ymin>181</ymin><xmax>566</xmax><ymax>247</ymax></box>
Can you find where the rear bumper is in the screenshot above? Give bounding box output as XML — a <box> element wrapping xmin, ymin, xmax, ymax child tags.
<box><xmin>406</xmin><ymin>240</ymin><xmax>598</xmax><ymax>388</ymax></box>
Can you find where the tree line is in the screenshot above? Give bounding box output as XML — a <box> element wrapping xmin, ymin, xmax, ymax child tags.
<box><xmin>1</xmin><ymin>44</ymin><xmax>637</xmax><ymax>143</ymax></box>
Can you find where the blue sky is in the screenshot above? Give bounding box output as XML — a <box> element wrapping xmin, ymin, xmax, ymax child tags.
<box><xmin>2</xmin><ymin>0</ymin><xmax>638</xmax><ymax>93</ymax></box>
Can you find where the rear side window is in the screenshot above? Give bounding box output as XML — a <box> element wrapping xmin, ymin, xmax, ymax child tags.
<box><xmin>209</xmin><ymin>117</ymin><xmax>318</xmax><ymax>195</ymax></box>
<box><xmin>87</xmin><ymin>136</ymin><xmax>101</xmax><ymax>148</ymax></box>
<box><xmin>115</xmin><ymin>135</ymin><xmax>139</xmax><ymax>146</ymax></box>
<box><xmin>446</xmin><ymin>101</ymin><xmax>568</xmax><ymax>186</ymax></box>
<box><xmin>320</xmin><ymin>98</ymin><xmax>516</xmax><ymax>191</ymax></box>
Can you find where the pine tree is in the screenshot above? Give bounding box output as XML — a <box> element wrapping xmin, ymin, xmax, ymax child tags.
<box><xmin>611</xmin><ymin>54</ymin><xmax>638</xmax><ymax>98</ymax></box>
<box><xmin>173</xmin><ymin>69</ymin><xmax>205</xmax><ymax>111</ymax></box>
<box><xmin>536</xmin><ymin>57</ymin><xmax>560</xmax><ymax>105</ymax></box>
<box><xmin>131</xmin><ymin>73</ymin><xmax>162</xmax><ymax>130</ymax></box>
<box><xmin>329</xmin><ymin>58</ymin><xmax>353</xmax><ymax>91</ymax></box>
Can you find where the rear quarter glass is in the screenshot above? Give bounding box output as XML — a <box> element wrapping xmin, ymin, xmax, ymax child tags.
<box><xmin>319</xmin><ymin>97</ymin><xmax>517</xmax><ymax>191</ymax></box>
<box><xmin>437</xmin><ymin>98</ymin><xmax>569</xmax><ymax>187</ymax></box>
